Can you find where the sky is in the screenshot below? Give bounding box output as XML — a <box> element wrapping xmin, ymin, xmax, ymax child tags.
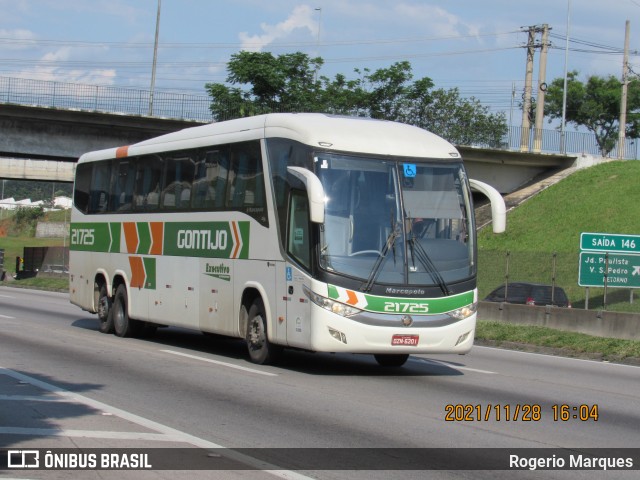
<box><xmin>1</xmin><ymin>0</ymin><xmax>639</xmax><ymax>122</ymax></box>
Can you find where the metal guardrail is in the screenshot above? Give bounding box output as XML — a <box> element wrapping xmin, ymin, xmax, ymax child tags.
<box><xmin>478</xmin><ymin>250</ymin><xmax>640</xmax><ymax>313</ymax></box>
<box><xmin>0</xmin><ymin>76</ymin><xmax>214</xmax><ymax>122</ymax></box>
<box><xmin>1</xmin><ymin>76</ymin><xmax>638</xmax><ymax>158</ymax></box>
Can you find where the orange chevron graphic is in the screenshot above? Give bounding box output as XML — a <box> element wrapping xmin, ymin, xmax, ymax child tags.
<box><xmin>149</xmin><ymin>222</ymin><xmax>164</xmax><ymax>255</ymax></box>
<box><xmin>123</xmin><ymin>222</ymin><xmax>139</xmax><ymax>254</ymax></box>
<box><xmin>128</xmin><ymin>256</ymin><xmax>145</xmax><ymax>289</ymax></box>
<box><xmin>345</xmin><ymin>289</ymin><xmax>359</xmax><ymax>306</ymax></box>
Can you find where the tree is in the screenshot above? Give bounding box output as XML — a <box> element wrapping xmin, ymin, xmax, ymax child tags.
<box><xmin>545</xmin><ymin>71</ymin><xmax>640</xmax><ymax>156</ymax></box>
<box><xmin>206</xmin><ymin>51</ymin><xmax>324</xmax><ymax>118</ymax></box>
<box><xmin>403</xmin><ymin>82</ymin><xmax>507</xmax><ymax>147</ymax></box>
<box><xmin>206</xmin><ymin>52</ymin><xmax>507</xmax><ymax>146</ymax></box>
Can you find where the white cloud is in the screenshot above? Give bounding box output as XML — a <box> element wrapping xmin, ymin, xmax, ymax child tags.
<box><xmin>393</xmin><ymin>3</ymin><xmax>480</xmax><ymax>39</ymax></box>
<box><xmin>239</xmin><ymin>5</ymin><xmax>318</xmax><ymax>52</ymax></box>
<box><xmin>12</xmin><ymin>46</ymin><xmax>116</xmax><ymax>85</ymax></box>
<box><xmin>0</xmin><ymin>28</ymin><xmax>37</xmax><ymax>49</ymax></box>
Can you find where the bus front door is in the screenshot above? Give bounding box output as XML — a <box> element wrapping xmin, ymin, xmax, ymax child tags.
<box><xmin>285</xmin><ymin>263</ymin><xmax>311</xmax><ymax>349</ymax></box>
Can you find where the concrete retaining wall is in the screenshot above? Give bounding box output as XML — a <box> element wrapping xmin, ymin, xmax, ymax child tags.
<box><xmin>478</xmin><ymin>301</ymin><xmax>640</xmax><ymax>341</ymax></box>
<box><xmin>36</xmin><ymin>222</ymin><xmax>68</xmax><ymax>238</ymax></box>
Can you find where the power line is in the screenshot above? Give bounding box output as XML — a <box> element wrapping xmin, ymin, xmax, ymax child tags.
<box><xmin>0</xmin><ymin>30</ymin><xmax>521</xmax><ymax>50</ymax></box>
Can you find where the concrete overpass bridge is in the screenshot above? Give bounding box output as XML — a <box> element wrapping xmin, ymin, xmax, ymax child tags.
<box><xmin>0</xmin><ymin>104</ymin><xmax>578</xmax><ymax>193</ymax></box>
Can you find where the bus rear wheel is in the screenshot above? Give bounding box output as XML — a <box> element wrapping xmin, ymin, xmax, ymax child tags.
<box><xmin>374</xmin><ymin>354</ymin><xmax>409</xmax><ymax>367</ymax></box>
<box><xmin>246</xmin><ymin>298</ymin><xmax>282</xmax><ymax>365</ymax></box>
<box><xmin>97</xmin><ymin>283</ymin><xmax>113</xmax><ymax>334</ymax></box>
<box><xmin>113</xmin><ymin>284</ymin><xmax>142</xmax><ymax>338</ymax></box>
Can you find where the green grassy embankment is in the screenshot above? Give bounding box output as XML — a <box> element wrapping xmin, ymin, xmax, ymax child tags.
<box><xmin>478</xmin><ymin>160</ymin><xmax>640</xmax><ymax>312</ymax></box>
<box><xmin>476</xmin><ymin>160</ymin><xmax>640</xmax><ymax>363</ymax></box>
<box><xmin>0</xmin><ymin>209</ymin><xmax>67</xmax><ymax>291</ymax></box>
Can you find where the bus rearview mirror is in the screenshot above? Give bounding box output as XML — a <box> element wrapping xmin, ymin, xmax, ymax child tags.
<box><xmin>287</xmin><ymin>166</ymin><xmax>325</xmax><ymax>224</ymax></box>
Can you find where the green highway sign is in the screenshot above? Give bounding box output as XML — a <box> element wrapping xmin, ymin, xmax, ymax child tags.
<box><xmin>578</xmin><ymin>252</ymin><xmax>640</xmax><ymax>288</ymax></box>
<box><xmin>580</xmin><ymin>232</ymin><xmax>640</xmax><ymax>254</ymax></box>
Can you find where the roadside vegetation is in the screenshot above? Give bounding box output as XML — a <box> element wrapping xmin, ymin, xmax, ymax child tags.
<box><xmin>0</xmin><ymin>208</ymin><xmax>68</xmax><ymax>290</ymax></box>
<box><xmin>475</xmin><ymin>159</ymin><xmax>640</xmax><ymax>363</ymax></box>
<box><xmin>476</xmin><ymin>321</ymin><xmax>640</xmax><ymax>364</ymax></box>
<box><xmin>478</xmin><ymin>160</ymin><xmax>640</xmax><ymax>313</ymax></box>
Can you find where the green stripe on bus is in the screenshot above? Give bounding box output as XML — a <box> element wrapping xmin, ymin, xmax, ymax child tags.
<box><xmin>109</xmin><ymin>223</ymin><xmax>121</xmax><ymax>253</ymax></box>
<box><xmin>137</xmin><ymin>222</ymin><xmax>152</xmax><ymax>255</ymax></box>
<box><xmin>327</xmin><ymin>284</ymin><xmax>474</xmax><ymax>315</ymax></box>
<box><xmin>237</xmin><ymin>221</ymin><xmax>250</xmax><ymax>259</ymax></box>
<box><xmin>143</xmin><ymin>257</ymin><xmax>156</xmax><ymax>290</ymax></box>
<box><xmin>70</xmin><ymin>223</ymin><xmax>111</xmax><ymax>252</ymax></box>
<box><xmin>70</xmin><ymin>221</ymin><xmax>250</xmax><ymax>259</ymax></box>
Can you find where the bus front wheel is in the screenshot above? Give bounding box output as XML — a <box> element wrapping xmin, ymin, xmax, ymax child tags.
<box><xmin>113</xmin><ymin>284</ymin><xmax>141</xmax><ymax>338</ymax></box>
<box><xmin>374</xmin><ymin>354</ymin><xmax>409</xmax><ymax>367</ymax></box>
<box><xmin>97</xmin><ymin>283</ymin><xmax>113</xmax><ymax>334</ymax></box>
<box><xmin>246</xmin><ymin>298</ymin><xmax>282</xmax><ymax>365</ymax></box>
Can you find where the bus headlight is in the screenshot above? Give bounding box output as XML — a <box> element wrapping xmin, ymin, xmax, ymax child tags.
<box><xmin>447</xmin><ymin>302</ymin><xmax>477</xmax><ymax>321</ymax></box>
<box><xmin>303</xmin><ymin>286</ymin><xmax>362</xmax><ymax>317</ymax></box>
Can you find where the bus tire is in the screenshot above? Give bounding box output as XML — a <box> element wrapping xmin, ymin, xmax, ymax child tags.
<box><xmin>97</xmin><ymin>283</ymin><xmax>114</xmax><ymax>334</ymax></box>
<box><xmin>374</xmin><ymin>354</ymin><xmax>409</xmax><ymax>367</ymax></box>
<box><xmin>246</xmin><ymin>298</ymin><xmax>282</xmax><ymax>365</ymax></box>
<box><xmin>113</xmin><ymin>284</ymin><xmax>141</xmax><ymax>338</ymax></box>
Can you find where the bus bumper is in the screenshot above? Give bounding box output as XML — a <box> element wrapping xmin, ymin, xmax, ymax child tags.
<box><xmin>307</xmin><ymin>305</ymin><xmax>476</xmax><ymax>354</ymax></box>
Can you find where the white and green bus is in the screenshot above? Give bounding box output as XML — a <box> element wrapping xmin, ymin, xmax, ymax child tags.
<box><xmin>69</xmin><ymin>113</ymin><xmax>505</xmax><ymax>367</ymax></box>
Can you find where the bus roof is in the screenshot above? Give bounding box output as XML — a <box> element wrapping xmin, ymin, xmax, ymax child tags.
<box><xmin>77</xmin><ymin>113</ymin><xmax>460</xmax><ymax>163</ymax></box>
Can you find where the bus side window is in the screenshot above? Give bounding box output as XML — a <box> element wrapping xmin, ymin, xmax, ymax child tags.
<box><xmin>73</xmin><ymin>163</ymin><xmax>92</xmax><ymax>214</ymax></box>
<box><xmin>161</xmin><ymin>154</ymin><xmax>195</xmax><ymax>210</ymax></box>
<box><xmin>213</xmin><ymin>148</ymin><xmax>229</xmax><ymax>208</ymax></box>
<box><xmin>227</xmin><ymin>141</ymin><xmax>266</xmax><ymax>224</ymax></box>
<box><xmin>191</xmin><ymin>148</ymin><xmax>228</xmax><ymax>209</ymax></box>
<box><xmin>133</xmin><ymin>156</ymin><xmax>163</xmax><ymax>210</ymax></box>
<box><xmin>112</xmin><ymin>159</ymin><xmax>136</xmax><ymax>212</ymax></box>
<box><xmin>89</xmin><ymin>161</ymin><xmax>111</xmax><ymax>213</ymax></box>
<box><xmin>178</xmin><ymin>156</ymin><xmax>195</xmax><ymax>209</ymax></box>
<box><xmin>287</xmin><ymin>190</ymin><xmax>311</xmax><ymax>270</ymax></box>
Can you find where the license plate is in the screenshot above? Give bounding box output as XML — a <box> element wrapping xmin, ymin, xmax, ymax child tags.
<box><xmin>391</xmin><ymin>334</ymin><xmax>419</xmax><ymax>346</ymax></box>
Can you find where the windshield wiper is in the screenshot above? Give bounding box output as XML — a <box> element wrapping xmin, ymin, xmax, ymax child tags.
<box><xmin>361</xmin><ymin>221</ymin><xmax>400</xmax><ymax>292</ymax></box>
<box><xmin>408</xmin><ymin>233</ymin><xmax>452</xmax><ymax>296</ymax></box>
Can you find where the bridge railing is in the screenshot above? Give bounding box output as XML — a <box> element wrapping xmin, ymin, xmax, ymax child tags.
<box><xmin>0</xmin><ymin>76</ymin><xmax>214</xmax><ymax>122</ymax></box>
<box><xmin>1</xmin><ymin>76</ymin><xmax>638</xmax><ymax>159</ymax></box>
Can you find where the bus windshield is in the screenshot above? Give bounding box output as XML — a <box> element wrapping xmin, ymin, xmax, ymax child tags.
<box><xmin>315</xmin><ymin>153</ymin><xmax>475</xmax><ymax>289</ymax></box>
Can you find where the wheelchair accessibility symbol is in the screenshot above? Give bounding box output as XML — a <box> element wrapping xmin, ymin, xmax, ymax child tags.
<box><xmin>403</xmin><ymin>164</ymin><xmax>417</xmax><ymax>178</ymax></box>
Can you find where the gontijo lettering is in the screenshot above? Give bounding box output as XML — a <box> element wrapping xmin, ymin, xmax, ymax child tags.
<box><xmin>177</xmin><ymin>229</ymin><xmax>227</xmax><ymax>250</ymax></box>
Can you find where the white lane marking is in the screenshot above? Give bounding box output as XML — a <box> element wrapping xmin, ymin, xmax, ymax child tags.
<box><xmin>161</xmin><ymin>349</ymin><xmax>278</xmax><ymax>377</ymax></box>
<box><xmin>413</xmin><ymin>357</ymin><xmax>497</xmax><ymax>374</ymax></box>
<box><xmin>0</xmin><ymin>367</ymin><xmax>310</xmax><ymax>480</ymax></box>
<box><xmin>0</xmin><ymin>395</ymin><xmax>67</xmax><ymax>402</ymax></box>
<box><xmin>0</xmin><ymin>314</ymin><xmax>15</xmax><ymax>319</ymax></box>
<box><xmin>0</xmin><ymin>427</ymin><xmax>182</xmax><ymax>442</ymax></box>
<box><xmin>473</xmin><ymin>345</ymin><xmax>640</xmax><ymax>369</ymax></box>
<box><xmin>0</xmin><ymin>294</ymin><xmax>16</xmax><ymax>298</ymax></box>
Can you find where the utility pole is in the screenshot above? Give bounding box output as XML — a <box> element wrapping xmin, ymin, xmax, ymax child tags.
<box><xmin>533</xmin><ymin>24</ymin><xmax>550</xmax><ymax>153</ymax></box>
<box><xmin>618</xmin><ymin>20</ymin><xmax>630</xmax><ymax>159</ymax></box>
<box><xmin>520</xmin><ymin>26</ymin><xmax>536</xmax><ymax>152</ymax></box>
<box><xmin>314</xmin><ymin>7</ymin><xmax>322</xmax><ymax>83</ymax></box>
<box><xmin>148</xmin><ymin>0</ymin><xmax>162</xmax><ymax>117</ymax></box>
<box><xmin>561</xmin><ymin>0</ymin><xmax>572</xmax><ymax>154</ymax></box>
